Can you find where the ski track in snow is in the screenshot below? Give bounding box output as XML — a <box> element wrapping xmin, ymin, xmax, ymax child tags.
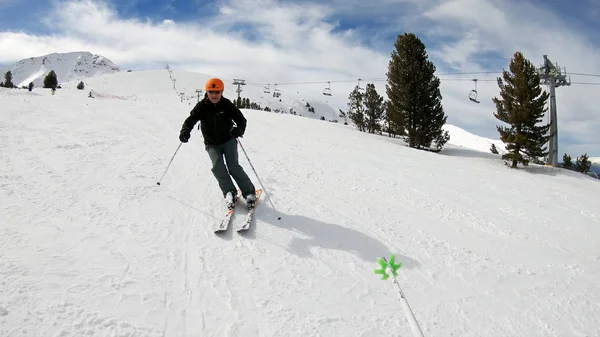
<box><xmin>2</xmin><ymin>71</ymin><xmax>600</xmax><ymax>337</ymax></box>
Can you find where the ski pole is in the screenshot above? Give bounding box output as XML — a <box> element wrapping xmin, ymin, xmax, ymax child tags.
<box><xmin>157</xmin><ymin>142</ymin><xmax>182</xmax><ymax>185</ymax></box>
<box><xmin>237</xmin><ymin>139</ymin><xmax>281</xmax><ymax>220</ymax></box>
<box><xmin>388</xmin><ymin>267</ymin><xmax>424</xmax><ymax>337</ymax></box>
<box><xmin>375</xmin><ymin>255</ymin><xmax>425</xmax><ymax>337</ymax></box>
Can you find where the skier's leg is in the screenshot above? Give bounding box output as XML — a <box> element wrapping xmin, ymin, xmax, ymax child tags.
<box><xmin>223</xmin><ymin>138</ymin><xmax>256</xmax><ymax>198</ymax></box>
<box><xmin>206</xmin><ymin>144</ymin><xmax>237</xmax><ymax>197</ymax></box>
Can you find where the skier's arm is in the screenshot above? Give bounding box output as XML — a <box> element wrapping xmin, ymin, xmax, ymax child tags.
<box><xmin>179</xmin><ymin>104</ymin><xmax>203</xmax><ymax>143</ymax></box>
<box><xmin>228</xmin><ymin>102</ymin><xmax>247</xmax><ymax>135</ymax></box>
<box><xmin>181</xmin><ymin>103</ymin><xmax>202</xmax><ymax>133</ymax></box>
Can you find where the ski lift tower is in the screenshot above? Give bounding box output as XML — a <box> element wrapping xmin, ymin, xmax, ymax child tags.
<box><xmin>537</xmin><ymin>55</ymin><xmax>571</xmax><ymax>167</ymax></box>
<box><xmin>195</xmin><ymin>89</ymin><xmax>203</xmax><ymax>102</ymax></box>
<box><xmin>232</xmin><ymin>79</ymin><xmax>246</xmax><ymax>100</ymax></box>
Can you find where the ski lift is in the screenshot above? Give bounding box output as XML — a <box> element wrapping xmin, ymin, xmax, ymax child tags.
<box><xmin>273</xmin><ymin>84</ymin><xmax>281</xmax><ymax>98</ymax></box>
<box><xmin>469</xmin><ymin>79</ymin><xmax>480</xmax><ymax>103</ymax></box>
<box><xmin>357</xmin><ymin>78</ymin><xmax>364</xmax><ymax>91</ymax></box>
<box><xmin>263</xmin><ymin>83</ymin><xmax>270</xmax><ymax>94</ymax></box>
<box><xmin>323</xmin><ymin>81</ymin><xmax>332</xmax><ymax>96</ymax></box>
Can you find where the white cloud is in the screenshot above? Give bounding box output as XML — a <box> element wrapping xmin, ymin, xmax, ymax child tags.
<box><xmin>3</xmin><ymin>0</ymin><xmax>388</xmax><ymax>90</ymax></box>
<box><xmin>0</xmin><ymin>0</ymin><xmax>599</xmax><ymax>157</ymax></box>
<box><xmin>218</xmin><ymin>6</ymin><xmax>235</xmax><ymax>16</ymax></box>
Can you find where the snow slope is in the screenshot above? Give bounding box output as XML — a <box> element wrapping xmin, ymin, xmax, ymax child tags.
<box><xmin>72</xmin><ymin>67</ymin><xmax>349</xmax><ymax>125</ymax></box>
<box><xmin>442</xmin><ymin>124</ymin><xmax>507</xmax><ymax>155</ymax></box>
<box><xmin>168</xmin><ymin>67</ymin><xmax>349</xmax><ymax>124</ymax></box>
<box><xmin>0</xmin><ymin>51</ymin><xmax>120</xmax><ymax>88</ymax></box>
<box><xmin>2</xmin><ymin>70</ymin><xmax>600</xmax><ymax>337</ymax></box>
<box><xmin>589</xmin><ymin>158</ymin><xmax>600</xmax><ymax>175</ymax></box>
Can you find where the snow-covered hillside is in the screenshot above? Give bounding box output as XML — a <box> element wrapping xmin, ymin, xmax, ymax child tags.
<box><xmin>590</xmin><ymin>157</ymin><xmax>600</xmax><ymax>170</ymax></box>
<box><xmin>590</xmin><ymin>160</ymin><xmax>600</xmax><ymax>175</ymax></box>
<box><xmin>2</xmin><ymin>70</ymin><xmax>600</xmax><ymax>337</ymax></box>
<box><xmin>0</xmin><ymin>51</ymin><xmax>120</xmax><ymax>88</ymax></box>
<box><xmin>63</xmin><ymin>67</ymin><xmax>349</xmax><ymax>125</ymax></box>
<box><xmin>442</xmin><ymin>124</ymin><xmax>507</xmax><ymax>155</ymax></box>
<box><xmin>165</xmin><ymin>67</ymin><xmax>349</xmax><ymax>124</ymax></box>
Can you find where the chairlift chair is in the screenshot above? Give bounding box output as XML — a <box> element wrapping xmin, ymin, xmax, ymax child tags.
<box><xmin>323</xmin><ymin>81</ymin><xmax>332</xmax><ymax>96</ymax></box>
<box><xmin>273</xmin><ymin>84</ymin><xmax>281</xmax><ymax>98</ymax></box>
<box><xmin>357</xmin><ymin>78</ymin><xmax>364</xmax><ymax>91</ymax></box>
<box><xmin>469</xmin><ymin>79</ymin><xmax>480</xmax><ymax>103</ymax></box>
<box><xmin>264</xmin><ymin>83</ymin><xmax>270</xmax><ymax>94</ymax></box>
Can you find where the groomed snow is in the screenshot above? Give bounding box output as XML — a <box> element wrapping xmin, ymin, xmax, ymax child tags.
<box><xmin>1</xmin><ymin>69</ymin><xmax>599</xmax><ymax>337</ymax></box>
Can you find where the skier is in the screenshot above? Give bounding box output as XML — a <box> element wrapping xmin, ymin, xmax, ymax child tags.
<box><xmin>178</xmin><ymin>77</ymin><xmax>256</xmax><ymax>208</ymax></box>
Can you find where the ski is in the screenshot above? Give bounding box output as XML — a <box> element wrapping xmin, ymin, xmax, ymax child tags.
<box><xmin>214</xmin><ymin>190</ymin><xmax>240</xmax><ymax>233</ymax></box>
<box><xmin>237</xmin><ymin>189</ymin><xmax>263</xmax><ymax>232</ymax></box>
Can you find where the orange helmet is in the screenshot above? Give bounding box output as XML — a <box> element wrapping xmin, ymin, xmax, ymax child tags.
<box><xmin>205</xmin><ymin>78</ymin><xmax>224</xmax><ymax>91</ymax></box>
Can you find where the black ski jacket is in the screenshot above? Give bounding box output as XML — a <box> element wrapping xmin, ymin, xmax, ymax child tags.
<box><xmin>180</xmin><ymin>97</ymin><xmax>247</xmax><ymax>146</ymax></box>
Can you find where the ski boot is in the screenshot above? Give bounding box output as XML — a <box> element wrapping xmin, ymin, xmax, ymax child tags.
<box><xmin>245</xmin><ymin>193</ymin><xmax>256</xmax><ymax>210</ymax></box>
<box><xmin>225</xmin><ymin>190</ymin><xmax>237</xmax><ymax>210</ymax></box>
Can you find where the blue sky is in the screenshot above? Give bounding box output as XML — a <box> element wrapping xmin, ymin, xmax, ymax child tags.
<box><xmin>1</xmin><ymin>0</ymin><xmax>600</xmax><ymax>157</ymax></box>
<box><xmin>1</xmin><ymin>0</ymin><xmax>598</xmax><ymax>73</ymax></box>
<box><xmin>2</xmin><ymin>0</ymin><xmax>597</xmax><ymax>68</ymax></box>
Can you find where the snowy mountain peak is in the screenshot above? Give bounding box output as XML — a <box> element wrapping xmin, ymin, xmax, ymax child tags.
<box><xmin>1</xmin><ymin>51</ymin><xmax>121</xmax><ymax>88</ymax></box>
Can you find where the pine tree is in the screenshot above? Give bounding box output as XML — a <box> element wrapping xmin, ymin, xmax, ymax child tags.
<box><xmin>44</xmin><ymin>70</ymin><xmax>58</xmax><ymax>88</ymax></box>
<box><xmin>490</xmin><ymin>144</ymin><xmax>499</xmax><ymax>154</ymax></box>
<box><xmin>493</xmin><ymin>51</ymin><xmax>550</xmax><ymax>168</ymax></box>
<box><xmin>4</xmin><ymin>71</ymin><xmax>14</xmax><ymax>88</ymax></box>
<box><xmin>347</xmin><ymin>86</ymin><xmax>365</xmax><ymax>131</ymax></box>
<box><xmin>363</xmin><ymin>83</ymin><xmax>384</xmax><ymax>134</ymax></box>
<box><xmin>575</xmin><ymin>153</ymin><xmax>591</xmax><ymax>173</ymax></box>
<box><xmin>77</xmin><ymin>81</ymin><xmax>85</xmax><ymax>90</ymax></box>
<box><xmin>382</xmin><ymin>100</ymin><xmax>396</xmax><ymax>137</ymax></box>
<box><xmin>562</xmin><ymin>153</ymin><xmax>573</xmax><ymax>170</ymax></box>
<box><xmin>385</xmin><ymin>32</ymin><xmax>449</xmax><ymax>150</ymax></box>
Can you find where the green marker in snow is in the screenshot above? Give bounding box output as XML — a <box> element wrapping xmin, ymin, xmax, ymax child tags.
<box><xmin>374</xmin><ymin>254</ymin><xmax>402</xmax><ymax>280</ymax></box>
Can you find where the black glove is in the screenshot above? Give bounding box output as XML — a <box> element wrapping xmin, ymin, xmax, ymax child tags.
<box><xmin>179</xmin><ymin>130</ymin><xmax>190</xmax><ymax>143</ymax></box>
<box><xmin>230</xmin><ymin>127</ymin><xmax>243</xmax><ymax>138</ymax></box>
